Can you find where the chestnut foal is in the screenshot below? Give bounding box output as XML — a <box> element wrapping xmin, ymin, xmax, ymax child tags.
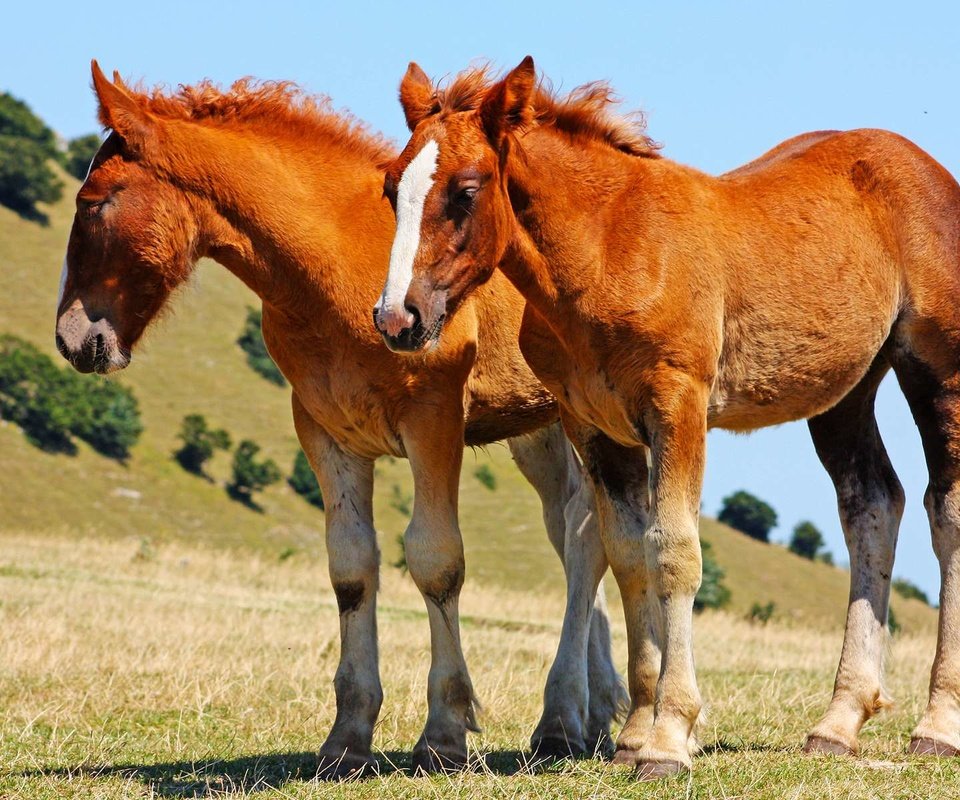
<box><xmin>55</xmin><ymin>62</ymin><xmax>626</xmax><ymax>776</ymax></box>
<box><xmin>376</xmin><ymin>57</ymin><xmax>960</xmax><ymax>777</ymax></box>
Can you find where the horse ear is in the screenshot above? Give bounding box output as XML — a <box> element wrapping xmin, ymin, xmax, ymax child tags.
<box><xmin>91</xmin><ymin>60</ymin><xmax>151</xmax><ymax>148</ymax></box>
<box><xmin>480</xmin><ymin>56</ymin><xmax>536</xmax><ymax>147</ymax></box>
<box><xmin>399</xmin><ymin>62</ymin><xmax>438</xmax><ymax>131</ymax></box>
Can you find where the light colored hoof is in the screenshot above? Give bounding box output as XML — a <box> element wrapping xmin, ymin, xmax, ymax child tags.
<box><xmin>635</xmin><ymin>758</ymin><xmax>688</xmax><ymax>781</ymax></box>
<box><xmin>803</xmin><ymin>735</ymin><xmax>856</xmax><ymax>756</ymax></box>
<box><xmin>316</xmin><ymin>751</ymin><xmax>377</xmax><ymax>781</ymax></box>
<box><xmin>909</xmin><ymin>737</ymin><xmax>960</xmax><ymax>757</ymax></box>
<box><xmin>530</xmin><ymin>735</ymin><xmax>587</xmax><ymax>761</ymax></box>
<box><xmin>611</xmin><ymin>747</ymin><xmax>639</xmax><ymax>766</ymax></box>
<box><xmin>411</xmin><ymin>746</ymin><xmax>468</xmax><ymax>775</ymax></box>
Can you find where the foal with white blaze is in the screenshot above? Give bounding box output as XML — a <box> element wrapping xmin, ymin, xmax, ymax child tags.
<box><xmin>377</xmin><ymin>57</ymin><xmax>960</xmax><ymax>778</ymax></box>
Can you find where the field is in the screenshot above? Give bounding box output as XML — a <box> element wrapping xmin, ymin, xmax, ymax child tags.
<box><xmin>0</xmin><ymin>162</ymin><xmax>952</xmax><ymax>799</ymax></box>
<box><xmin>1</xmin><ymin>531</ymin><xmax>957</xmax><ymax>800</ymax></box>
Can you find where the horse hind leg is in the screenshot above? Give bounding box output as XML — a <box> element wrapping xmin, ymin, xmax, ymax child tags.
<box><xmin>804</xmin><ymin>360</ymin><xmax>904</xmax><ymax>756</ymax></box>
<box><xmin>894</xmin><ymin>349</ymin><xmax>960</xmax><ymax>756</ymax></box>
<box><xmin>508</xmin><ymin>423</ymin><xmax>627</xmax><ymax>759</ymax></box>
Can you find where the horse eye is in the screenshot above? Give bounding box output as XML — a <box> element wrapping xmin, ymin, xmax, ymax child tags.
<box><xmin>452</xmin><ymin>185</ymin><xmax>478</xmax><ymax>209</ymax></box>
<box><xmin>80</xmin><ymin>199</ymin><xmax>107</xmax><ymax>218</ymax></box>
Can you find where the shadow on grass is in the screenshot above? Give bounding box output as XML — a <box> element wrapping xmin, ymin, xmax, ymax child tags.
<box><xmin>21</xmin><ymin>749</ymin><xmax>571</xmax><ymax>796</ymax></box>
<box><xmin>700</xmin><ymin>739</ymin><xmax>794</xmax><ymax>756</ymax></box>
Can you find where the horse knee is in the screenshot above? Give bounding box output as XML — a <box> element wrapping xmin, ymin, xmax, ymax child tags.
<box><xmin>644</xmin><ymin>522</ymin><xmax>702</xmax><ymax>599</ymax></box>
<box><xmin>404</xmin><ymin>530</ymin><xmax>465</xmax><ymax>605</ymax></box>
<box><xmin>925</xmin><ymin>483</ymin><xmax>960</xmax><ymax>560</ymax></box>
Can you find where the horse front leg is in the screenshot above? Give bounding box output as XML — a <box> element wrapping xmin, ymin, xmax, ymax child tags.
<box><xmin>401</xmin><ymin>410</ymin><xmax>478</xmax><ymax>773</ymax></box>
<box><xmin>292</xmin><ymin>396</ymin><xmax>381</xmax><ymax>780</ymax></box>
<box><xmin>604</xmin><ymin>380</ymin><xmax>707</xmax><ymax>780</ymax></box>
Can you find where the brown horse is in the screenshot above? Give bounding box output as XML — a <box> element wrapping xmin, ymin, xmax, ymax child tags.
<box><xmin>376</xmin><ymin>57</ymin><xmax>960</xmax><ymax>777</ymax></box>
<box><xmin>54</xmin><ymin>62</ymin><xmax>628</xmax><ymax>776</ymax></box>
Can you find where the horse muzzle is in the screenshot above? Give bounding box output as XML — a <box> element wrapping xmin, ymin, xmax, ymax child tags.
<box><xmin>56</xmin><ymin>302</ymin><xmax>130</xmax><ymax>374</ymax></box>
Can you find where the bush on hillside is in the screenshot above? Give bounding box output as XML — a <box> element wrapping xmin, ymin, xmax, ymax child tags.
<box><xmin>694</xmin><ymin>539</ymin><xmax>731</xmax><ymax>612</ymax></box>
<box><xmin>66</xmin><ymin>377</ymin><xmax>143</xmax><ymax>459</ymax></box>
<box><xmin>0</xmin><ymin>94</ymin><xmax>63</xmax><ymax>218</ymax></box>
<box><xmin>748</xmin><ymin>601</ymin><xmax>776</xmax><ymax>625</ymax></box>
<box><xmin>789</xmin><ymin>520</ymin><xmax>825</xmax><ymax>560</ymax></box>
<box><xmin>718</xmin><ymin>490</ymin><xmax>778</xmax><ymax>542</ymax></box>
<box><xmin>64</xmin><ymin>133</ymin><xmax>102</xmax><ymax>181</ymax></box>
<box><xmin>0</xmin><ymin>334</ymin><xmax>142</xmax><ymax>458</ymax></box>
<box><xmin>892</xmin><ymin>577</ymin><xmax>930</xmax><ymax>606</ymax></box>
<box><xmin>237</xmin><ymin>307</ymin><xmax>286</xmax><ymax>386</ymax></box>
<box><xmin>227</xmin><ymin>439</ymin><xmax>281</xmax><ymax>506</ymax></box>
<box><xmin>817</xmin><ymin>550</ymin><xmax>835</xmax><ymax>566</ymax></box>
<box><xmin>289</xmin><ymin>449</ymin><xmax>324</xmax><ymax>508</ymax></box>
<box><xmin>474</xmin><ymin>463</ymin><xmax>497</xmax><ymax>491</ymax></box>
<box><xmin>0</xmin><ymin>135</ymin><xmax>63</xmax><ymax>216</ymax></box>
<box><xmin>174</xmin><ymin>414</ymin><xmax>232</xmax><ymax>475</ymax></box>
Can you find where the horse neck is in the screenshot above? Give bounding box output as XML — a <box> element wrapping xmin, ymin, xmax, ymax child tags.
<box><xmin>501</xmin><ymin>130</ymin><xmax>650</xmax><ymax>317</ymax></box>
<box><xmin>162</xmin><ymin>120</ymin><xmax>393</xmax><ymax>322</ymax></box>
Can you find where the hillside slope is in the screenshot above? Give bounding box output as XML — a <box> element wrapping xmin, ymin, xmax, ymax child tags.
<box><xmin>0</xmin><ymin>178</ymin><xmax>936</xmax><ymax>635</ymax></box>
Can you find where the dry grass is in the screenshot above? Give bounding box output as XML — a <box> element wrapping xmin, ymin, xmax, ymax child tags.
<box><xmin>0</xmin><ymin>531</ymin><xmax>957</xmax><ymax>799</ymax></box>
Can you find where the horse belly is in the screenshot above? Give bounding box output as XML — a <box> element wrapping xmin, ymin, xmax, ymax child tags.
<box><xmin>710</xmin><ymin>312</ymin><xmax>893</xmax><ymax>430</ymax></box>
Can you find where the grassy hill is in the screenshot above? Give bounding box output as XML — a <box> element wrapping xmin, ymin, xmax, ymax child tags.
<box><xmin>0</xmin><ymin>175</ymin><xmax>937</xmax><ymax>635</ymax></box>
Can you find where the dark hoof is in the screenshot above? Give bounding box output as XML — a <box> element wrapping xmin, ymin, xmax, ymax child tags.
<box><xmin>635</xmin><ymin>759</ymin><xmax>687</xmax><ymax>781</ymax></box>
<box><xmin>530</xmin><ymin>735</ymin><xmax>587</xmax><ymax>761</ymax></box>
<box><xmin>909</xmin><ymin>737</ymin><xmax>960</xmax><ymax>757</ymax></box>
<box><xmin>611</xmin><ymin>747</ymin><xmax>639</xmax><ymax>766</ymax></box>
<box><xmin>411</xmin><ymin>747</ymin><xmax>468</xmax><ymax>775</ymax></box>
<box><xmin>587</xmin><ymin>731</ymin><xmax>616</xmax><ymax>760</ymax></box>
<box><xmin>803</xmin><ymin>735</ymin><xmax>856</xmax><ymax>756</ymax></box>
<box><xmin>316</xmin><ymin>752</ymin><xmax>377</xmax><ymax>781</ymax></box>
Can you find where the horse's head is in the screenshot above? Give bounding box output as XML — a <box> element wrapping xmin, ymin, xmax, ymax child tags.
<box><xmin>373</xmin><ymin>58</ymin><xmax>536</xmax><ymax>353</ymax></box>
<box><xmin>56</xmin><ymin>61</ymin><xmax>200</xmax><ymax>374</ymax></box>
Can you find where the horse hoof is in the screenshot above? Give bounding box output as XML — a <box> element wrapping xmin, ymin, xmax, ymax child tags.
<box><xmin>909</xmin><ymin>737</ymin><xmax>960</xmax><ymax>757</ymax></box>
<box><xmin>635</xmin><ymin>759</ymin><xmax>687</xmax><ymax>781</ymax></box>
<box><xmin>411</xmin><ymin>747</ymin><xmax>468</xmax><ymax>775</ymax></box>
<box><xmin>611</xmin><ymin>747</ymin><xmax>639</xmax><ymax>766</ymax></box>
<box><xmin>803</xmin><ymin>735</ymin><xmax>856</xmax><ymax>756</ymax></box>
<box><xmin>586</xmin><ymin>731</ymin><xmax>616</xmax><ymax>760</ymax></box>
<box><xmin>316</xmin><ymin>752</ymin><xmax>377</xmax><ymax>781</ymax></box>
<box><xmin>530</xmin><ymin>736</ymin><xmax>587</xmax><ymax>761</ymax></box>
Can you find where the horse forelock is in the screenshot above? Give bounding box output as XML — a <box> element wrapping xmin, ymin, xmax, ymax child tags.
<box><xmin>435</xmin><ymin>65</ymin><xmax>661</xmax><ymax>159</ymax></box>
<box><xmin>113</xmin><ymin>77</ymin><xmax>395</xmax><ymax>165</ymax></box>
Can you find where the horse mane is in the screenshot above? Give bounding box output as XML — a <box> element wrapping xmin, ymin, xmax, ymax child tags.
<box><xmin>115</xmin><ymin>77</ymin><xmax>395</xmax><ymax>165</ymax></box>
<box><xmin>438</xmin><ymin>65</ymin><xmax>661</xmax><ymax>159</ymax></box>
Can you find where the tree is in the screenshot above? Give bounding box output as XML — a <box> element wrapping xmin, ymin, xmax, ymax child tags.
<box><xmin>892</xmin><ymin>577</ymin><xmax>930</xmax><ymax>606</ymax></box>
<box><xmin>789</xmin><ymin>520</ymin><xmax>825</xmax><ymax>560</ymax></box>
<box><xmin>0</xmin><ymin>334</ymin><xmax>142</xmax><ymax>458</ymax></box>
<box><xmin>67</xmin><ymin>378</ymin><xmax>143</xmax><ymax>460</ymax></box>
<box><xmin>694</xmin><ymin>539</ymin><xmax>731</xmax><ymax>612</ymax></box>
<box><xmin>0</xmin><ymin>93</ymin><xmax>58</xmax><ymax>153</ymax></box>
<box><xmin>717</xmin><ymin>490</ymin><xmax>778</xmax><ymax>542</ymax></box>
<box><xmin>288</xmin><ymin>449</ymin><xmax>324</xmax><ymax>508</ymax></box>
<box><xmin>228</xmin><ymin>439</ymin><xmax>281</xmax><ymax>506</ymax></box>
<box><xmin>237</xmin><ymin>307</ymin><xmax>286</xmax><ymax>386</ymax></box>
<box><xmin>64</xmin><ymin>133</ymin><xmax>102</xmax><ymax>181</ymax></box>
<box><xmin>0</xmin><ymin>135</ymin><xmax>63</xmax><ymax>215</ymax></box>
<box><xmin>174</xmin><ymin>414</ymin><xmax>232</xmax><ymax>475</ymax></box>
<box><xmin>0</xmin><ymin>94</ymin><xmax>63</xmax><ymax>218</ymax></box>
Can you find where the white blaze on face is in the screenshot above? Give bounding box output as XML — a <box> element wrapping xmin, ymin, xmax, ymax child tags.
<box><xmin>376</xmin><ymin>139</ymin><xmax>439</xmax><ymax>336</ymax></box>
<box><xmin>57</xmin><ymin>139</ymin><xmax>105</xmax><ymax>312</ymax></box>
<box><xmin>57</xmin><ymin>257</ymin><xmax>68</xmax><ymax>308</ymax></box>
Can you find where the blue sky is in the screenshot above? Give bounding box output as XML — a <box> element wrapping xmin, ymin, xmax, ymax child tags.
<box><xmin>4</xmin><ymin>1</ymin><xmax>960</xmax><ymax>599</ymax></box>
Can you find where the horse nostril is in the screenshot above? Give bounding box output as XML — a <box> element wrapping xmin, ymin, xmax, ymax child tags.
<box><xmin>55</xmin><ymin>334</ymin><xmax>67</xmax><ymax>354</ymax></box>
<box><xmin>404</xmin><ymin>304</ymin><xmax>422</xmax><ymax>331</ymax></box>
